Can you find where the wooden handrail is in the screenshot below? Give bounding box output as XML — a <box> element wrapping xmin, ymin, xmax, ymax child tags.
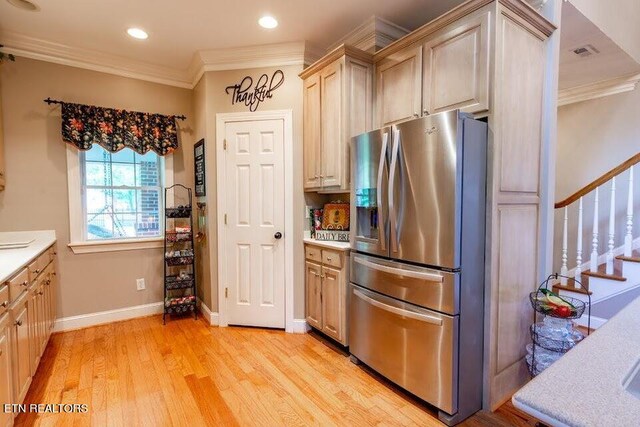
<box><xmin>555</xmin><ymin>153</ymin><xmax>640</xmax><ymax>209</ymax></box>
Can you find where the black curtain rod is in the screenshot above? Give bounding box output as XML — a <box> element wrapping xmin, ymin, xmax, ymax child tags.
<box><xmin>43</xmin><ymin>97</ymin><xmax>187</xmax><ymax>120</ymax></box>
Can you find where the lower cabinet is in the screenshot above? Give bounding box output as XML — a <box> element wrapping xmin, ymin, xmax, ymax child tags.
<box><xmin>10</xmin><ymin>293</ymin><xmax>31</xmax><ymax>405</ymax></box>
<box><xmin>0</xmin><ymin>312</ymin><xmax>13</xmax><ymax>427</ymax></box>
<box><xmin>304</xmin><ymin>244</ymin><xmax>349</xmax><ymax>345</ymax></box>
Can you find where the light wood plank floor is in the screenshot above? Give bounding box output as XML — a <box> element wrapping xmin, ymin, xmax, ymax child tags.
<box><xmin>15</xmin><ymin>315</ymin><xmax>540</xmax><ymax>426</ymax></box>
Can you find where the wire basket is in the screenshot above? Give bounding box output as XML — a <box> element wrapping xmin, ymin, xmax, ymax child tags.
<box><xmin>530</xmin><ymin>323</ymin><xmax>584</xmax><ymax>353</ymax></box>
<box><xmin>529</xmin><ymin>291</ymin><xmax>586</xmax><ymax>319</ymax></box>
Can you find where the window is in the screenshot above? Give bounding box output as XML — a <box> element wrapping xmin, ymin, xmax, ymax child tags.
<box><xmin>81</xmin><ymin>145</ymin><xmax>163</xmax><ymax>240</ymax></box>
<box><xmin>66</xmin><ymin>145</ymin><xmax>173</xmax><ymax>253</ymax></box>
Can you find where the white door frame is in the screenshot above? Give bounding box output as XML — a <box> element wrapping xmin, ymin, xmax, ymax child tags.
<box><xmin>215</xmin><ymin>110</ymin><xmax>294</xmax><ymax>332</ymax></box>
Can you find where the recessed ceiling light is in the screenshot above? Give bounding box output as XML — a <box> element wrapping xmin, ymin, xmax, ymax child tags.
<box><xmin>7</xmin><ymin>0</ymin><xmax>39</xmax><ymax>11</ymax></box>
<box><xmin>258</xmin><ymin>15</ymin><xmax>278</xmax><ymax>29</ymax></box>
<box><xmin>127</xmin><ymin>28</ymin><xmax>148</xmax><ymax>40</ymax></box>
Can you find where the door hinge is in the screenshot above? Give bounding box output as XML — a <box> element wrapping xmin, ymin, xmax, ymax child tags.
<box><xmin>223</xmin><ymin>139</ymin><xmax>227</xmax><ymax>150</ymax></box>
<box><xmin>224</xmin><ymin>214</ymin><xmax>227</xmax><ymax>225</ymax></box>
<box><xmin>225</xmin><ymin>287</ymin><xmax>229</xmax><ymax>298</ymax></box>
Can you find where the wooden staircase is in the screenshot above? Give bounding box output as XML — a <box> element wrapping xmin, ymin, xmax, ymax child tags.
<box><xmin>552</xmin><ymin>154</ymin><xmax>640</xmax><ymax>327</ymax></box>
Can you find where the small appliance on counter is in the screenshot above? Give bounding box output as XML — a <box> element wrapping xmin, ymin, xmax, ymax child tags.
<box><xmin>349</xmin><ymin>109</ymin><xmax>487</xmax><ymax>425</ymax></box>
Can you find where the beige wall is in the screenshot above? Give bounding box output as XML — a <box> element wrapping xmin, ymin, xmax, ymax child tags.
<box><xmin>553</xmin><ymin>87</ymin><xmax>640</xmax><ymax>270</ymax></box>
<box><xmin>0</xmin><ymin>58</ymin><xmax>194</xmax><ymax>318</ymax></box>
<box><xmin>198</xmin><ymin>65</ymin><xmax>306</xmax><ymax>318</ymax></box>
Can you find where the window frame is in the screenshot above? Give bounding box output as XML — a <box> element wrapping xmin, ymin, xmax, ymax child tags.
<box><xmin>66</xmin><ymin>145</ymin><xmax>173</xmax><ymax>254</ymax></box>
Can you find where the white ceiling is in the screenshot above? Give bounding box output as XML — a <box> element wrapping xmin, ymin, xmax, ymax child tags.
<box><xmin>559</xmin><ymin>1</ymin><xmax>640</xmax><ymax>90</ymax></box>
<box><xmin>0</xmin><ymin>0</ymin><xmax>464</xmax><ymax>71</ymax></box>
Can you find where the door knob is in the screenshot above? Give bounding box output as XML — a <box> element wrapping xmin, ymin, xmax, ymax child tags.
<box><xmin>274</xmin><ymin>232</ymin><xmax>283</xmax><ymax>239</ymax></box>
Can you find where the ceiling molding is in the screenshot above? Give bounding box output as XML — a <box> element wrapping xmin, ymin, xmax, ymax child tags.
<box><xmin>189</xmin><ymin>41</ymin><xmax>322</xmax><ymax>87</ymax></box>
<box><xmin>558</xmin><ymin>72</ymin><xmax>640</xmax><ymax>106</ymax></box>
<box><xmin>326</xmin><ymin>16</ymin><xmax>409</xmax><ymax>53</ymax></box>
<box><xmin>300</xmin><ymin>45</ymin><xmax>374</xmax><ymax>79</ymax></box>
<box><xmin>0</xmin><ymin>30</ymin><xmax>193</xmax><ymax>88</ymax></box>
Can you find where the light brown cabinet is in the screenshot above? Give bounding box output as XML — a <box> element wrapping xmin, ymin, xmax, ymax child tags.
<box><xmin>0</xmin><ymin>312</ymin><xmax>12</xmax><ymax>427</ymax></box>
<box><xmin>304</xmin><ymin>243</ymin><xmax>349</xmax><ymax>345</ymax></box>
<box><xmin>422</xmin><ymin>11</ymin><xmax>490</xmax><ymax>115</ymax></box>
<box><xmin>375</xmin><ymin>44</ymin><xmax>423</xmax><ymax>126</ymax></box>
<box><xmin>0</xmin><ymin>242</ymin><xmax>58</xmax><ymax>416</ymax></box>
<box><xmin>300</xmin><ymin>45</ymin><xmax>373</xmax><ymax>192</ymax></box>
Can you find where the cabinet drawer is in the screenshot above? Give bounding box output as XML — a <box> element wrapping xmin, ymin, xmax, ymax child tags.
<box><xmin>322</xmin><ymin>250</ymin><xmax>342</xmax><ymax>269</ymax></box>
<box><xmin>305</xmin><ymin>245</ymin><xmax>322</xmax><ymax>262</ymax></box>
<box><xmin>7</xmin><ymin>268</ymin><xmax>29</xmax><ymax>302</ymax></box>
<box><xmin>28</xmin><ymin>252</ymin><xmax>50</xmax><ymax>282</ymax></box>
<box><xmin>0</xmin><ymin>285</ymin><xmax>8</xmax><ymax>315</ymax></box>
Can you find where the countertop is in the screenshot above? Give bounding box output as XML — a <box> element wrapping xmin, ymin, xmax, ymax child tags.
<box><xmin>0</xmin><ymin>230</ymin><xmax>57</xmax><ymax>283</ymax></box>
<box><xmin>512</xmin><ymin>295</ymin><xmax>640</xmax><ymax>426</ymax></box>
<box><xmin>303</xmin><ymin>237</ymin><xmax>351</xmax><ymax>251</ymax></box>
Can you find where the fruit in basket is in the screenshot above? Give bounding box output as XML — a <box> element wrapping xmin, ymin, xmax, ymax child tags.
<box><xmin>552</xmin><ymin>305</ymin><xmax>572</xmax><ymax>318</ymax></box>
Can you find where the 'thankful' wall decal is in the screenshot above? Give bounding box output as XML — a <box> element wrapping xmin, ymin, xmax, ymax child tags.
<box><xmin>225</xmin><ymin>70</ymin><xmax>285</xmax><ymax>112</ymax></box>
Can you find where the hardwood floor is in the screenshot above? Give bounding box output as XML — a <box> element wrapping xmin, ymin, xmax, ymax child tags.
<box><xmin>15</xmin><ymin>315</ymin><xmax>539</xmax><ymax>426</ymax></box>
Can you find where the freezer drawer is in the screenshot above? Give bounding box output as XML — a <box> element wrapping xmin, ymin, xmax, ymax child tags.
<box><xmin>349</xmin><ymin>284</ymin><xmax>458</xmax><ymax>415</ymax></box>
<box><xmin>350</xmin><ymin>252</ymin><xmax>458</xmax><ymax>315</ymax></box>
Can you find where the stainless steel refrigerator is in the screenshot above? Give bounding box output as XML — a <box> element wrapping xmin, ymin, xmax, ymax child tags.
<box><xmin>349</xmin><ymin>109</ymin><xmax>487</xmax><ymax>425</ymax></box>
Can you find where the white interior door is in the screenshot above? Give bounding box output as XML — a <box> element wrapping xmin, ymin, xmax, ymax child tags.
<box><xmin>223</xmin><ymin>118</ymin><xmax>285</xmax><ymax>328</ymax></box>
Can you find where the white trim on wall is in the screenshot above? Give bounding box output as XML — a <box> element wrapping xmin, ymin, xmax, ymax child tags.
<box><xmin>53</xmin><ymin>301</ymin><xmax>164</xmax><ymax>332</ymax></box>
<box><xmin>215</xmin><ymin>110</ymin><xmax>295</xmax><ymax>333</ymax></box>
<box><xmin>558</xmin><ymin>72</ymin><xmax>640</xmax><ymax>107</ymax></box>
<box><xmin>65</xmin><ymin>145</ymin><xmax>174</xmax><ymax>254</ymax></box>
<box><xmin>197</xmin><ymin>298</ymin><xmax>220</xmax><ymax>326</ymax></box>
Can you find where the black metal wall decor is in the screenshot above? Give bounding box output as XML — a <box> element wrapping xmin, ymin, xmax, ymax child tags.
<box><xmin>225</xmin><ymin>70</ymin><xmax>285</xmax><ymax>111</ymax></box>
<box><xmin>194</xmin><ymin>139</ymin><xmax>206</xmax><ymax>197</ymax></box>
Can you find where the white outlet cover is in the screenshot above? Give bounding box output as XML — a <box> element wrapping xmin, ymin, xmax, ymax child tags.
<box><xmin>136</xmin><ymin>278</ymin><xmax>146</xmax><ymax>291</ymax></box>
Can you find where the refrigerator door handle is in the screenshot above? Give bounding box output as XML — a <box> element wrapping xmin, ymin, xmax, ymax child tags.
<box><xmin>353</xmin><ymin>288</ymin><xmax>443</xmax><ymax>326</ymax></box>
<box><xmin>377</xmin><ymin>132</ymin><xmax>389</xmax><ymax>251</ymax></box>
<box><xmin>353</xmin><ymin>256</ymin><xmax>444</xmax><ymax>282</ymax></box>
<box><xmin>388</xmin><ymin>128</ymin><xmax>401</xmax><ymax>253</ymax></box>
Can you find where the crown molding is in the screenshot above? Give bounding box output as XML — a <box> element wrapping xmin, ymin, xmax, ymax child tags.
<box><xmin>299</xmin><ymin>44</ymin><xmax>373</xmax><ymax>79</ymax></box>
<box><xmin>558</xmin><ymin>72</ymin><xmax>640</xmax><ymax>107</ymax></box>
<box><xmin>188</xmin><ymin>41</ymin><xmax>323</xmax><ymax>87</ymax></box>
<box><xmin>0</xmin><ymin>30</ymin><xmax>193</xmax><ymax>88</ymax></box>
<box><xmin>326</xmin><ymin>16</ymin><xmax>409</xmax><ymax>53</ymax></box>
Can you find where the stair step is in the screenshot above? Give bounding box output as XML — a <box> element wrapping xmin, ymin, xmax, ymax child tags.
<box><xmin>553</xmin><ymin>281</ymin><xmax>593</xmax><ymax>295</ymax></box>
<box><xmin>615</xmin><ymin>250</ymin><xmax>640</xmax><ymax>263</ymax></box>
<box><xmin>582</xmin><ymin>270</ymin><xmax>627</xmax><ymax>282</ymax></box>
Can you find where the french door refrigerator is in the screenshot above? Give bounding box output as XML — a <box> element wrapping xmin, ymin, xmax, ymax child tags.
<box><xmin>349</xmin><ymin>109</ymin><xmax>487</xmax><ymax>425</ymax></box>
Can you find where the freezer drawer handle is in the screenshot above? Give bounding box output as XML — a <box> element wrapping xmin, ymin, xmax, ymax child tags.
<box><xmin>353</xmin><ymin>289</ymin><xmax>443</xmax><ymax>325</ymax></box>
<box><xmin>353</xmin><ymin>256</ymin><xmax>444</xmax><ymax>282</ymax></box>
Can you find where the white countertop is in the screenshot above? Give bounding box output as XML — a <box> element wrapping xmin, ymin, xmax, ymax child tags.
<box><xmin>303</xmin><ymin>237</ymin><xmax>351</xmax><ymax>251</ymax></box>
<box><xmin>512</xmin><ymin>296</ymin><xmax>640</xmax><ymax>426</ymax></box>
<box><xmin>0</xmin><ymin>230</ymin><xmax>57</xmax><ymax>283</ymax></box>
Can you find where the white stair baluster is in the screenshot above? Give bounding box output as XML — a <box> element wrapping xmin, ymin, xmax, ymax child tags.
<box><xmin>575</xmin><ymin>197</ymin><xmax>583</xmax><ymax>287</ymax></box>
<box><xmin>606</xmin><ymin>177</ymin><xmax>616</xmax><ymax>275</ymax></box>
<box><xmin>590</xmin><ymin>187</ymin><xmax>599</xmax><ymax>273</ymax></box>
<box><xmin>625</xmin><ymin>166</ymin><xmax>634</xmax><ymax>257</ymax></box>
<box><xmin>560</xmin><ymin>206</ymin><xmax>569</xmax><ymax>285</ymax></box>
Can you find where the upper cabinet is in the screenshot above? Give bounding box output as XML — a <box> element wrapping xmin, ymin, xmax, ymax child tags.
<box><xmin>375</xmin><ymin>45</ymin><xmax>423</xmax><ymax>127</ymax></box>
<box><xmin>422</xmin><ymin>11</ymin><xmax>490</xmax><ymax>115</ymax></box>
<box><xmin>300</xmin><ymin>46</ymin><xmax>373</xmax><ymax>192</ymax></box>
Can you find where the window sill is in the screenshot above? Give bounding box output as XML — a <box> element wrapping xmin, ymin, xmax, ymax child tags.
<box><xmin>68</xmin><ymin>237</ymin><xmax>164</xmax><ymax>254</ymax></box>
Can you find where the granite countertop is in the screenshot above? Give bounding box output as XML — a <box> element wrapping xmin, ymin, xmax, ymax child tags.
<box><xmin>303</xmin><ymin>237</ymin><xmax>351</xmax><ymax>251</ymax></box>
<box><xmin>0</xmin><ymin>230</ymin><xmax>57</xmax><ymax>283</ymax></box>
<box><xmin>512</xmin><ymin>295</ymin><xmax>640</xmax><ymax>426</ymax></box>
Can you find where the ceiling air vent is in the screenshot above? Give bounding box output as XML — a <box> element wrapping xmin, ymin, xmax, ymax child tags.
<box><xmin>572</xmin><ymin>44</ymin><xmax>600</xmax><ymax>58</ymax></box>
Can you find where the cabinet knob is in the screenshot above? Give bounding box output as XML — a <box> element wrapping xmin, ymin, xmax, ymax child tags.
<box><xmin>314</xmin><ymin>175</ymin><xmax>319</xmax><ymax>179</ymax></box>
<box><xmin>21</xmin><ymin>281</ymin><xmax>28</xmax><ymax>287</ymax></box>
<box><xmin>423</xmin><ymin>109</ymin><xmax>429</xmax><ymax>115</ymax></box>
<box><xmin>15</xmin><ymin>320</ymin><xmax>23</xmax><ymax>327</ymax></box>
<box><xmin>35</xmin><ymin>269</ymin><xmax>40</xmax><ymax>274</ymax></box>
<box><xmin>319</xmin><ymin>175</ymin><xmax>324</xmax><ymax>178</ymax></box>
<box><xmin>413</xmin><ymin>112</ymin><xmax>419</xmax><ymax>118</ymax></box>
<box><xmin>326</xmin><ymin>257</ymin><xmax>332</xmax><ymax>261</ymax></box>
<box><xmin>38</xmin><ymin>291</ymin><xmax>44</xmax><ymax>296</ymax></box>
<box><xmin>1</xmin><ymin>301</ymin><xmax>8</xmax><ymax>308</ymax></box>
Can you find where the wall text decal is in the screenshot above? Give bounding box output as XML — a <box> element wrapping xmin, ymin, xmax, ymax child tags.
<box><xmin>225</xmin><ymin>70</ymin><xmax>285</xmax><ymax>112</ymax></box>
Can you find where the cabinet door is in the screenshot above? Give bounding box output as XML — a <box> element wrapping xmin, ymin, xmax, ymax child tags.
<box><xmin>320</xmin><ymin>59</ymin><xmax>343</xmax><ymax>189</ymax></box>
<box><xmin>303</xmin><ymin>74</ymin><xmax>322</xmax><ymax>190</ymax></box>
<box><xmin>375</xmin><ymin>45</ymin><xmax>422</xmax><ymax>127</ymax></box>
<box><xmin>0</xmin><ymin>318</ymin><xmax>13</xmax><ymax>427</ymax></box>
<box><xmin>422</xmin><ymin>12</ymin><xmax>489</xmax><ymax>114</ymax></box>
<box><xmin>12</xmin><ymin>304</ymin><xmax>31</xmax><ymax>403</ymax></box>
<box><xmin>305</xmin><ymin>262</ymin><xmax>322</xmax><ymax>330</ymax></box>
<box><xmin>37</xmin><ymin>283</ymin><xmax>46</xmax><ymax>352</ymax></box>
<box><xmin>321</xmin><ymin>266</ymin><xmax>344</xmax><ymax>343</ymax></box>
<box><xmin>28</xmin><ymin>288</ymin><xmax>40</xmax><ymax>374</ymax></box>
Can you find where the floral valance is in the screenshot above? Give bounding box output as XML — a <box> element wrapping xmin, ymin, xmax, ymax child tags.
<box><xmin>61</xmin><ymin>102</ymin><xmax>179</xmax><ymax>156</ymax></box>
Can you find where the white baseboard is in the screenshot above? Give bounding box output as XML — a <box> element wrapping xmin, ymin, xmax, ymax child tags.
<box><xmin>53</xmin><ymin>301</ymin><xmax>164</xmax><ymax>332</ymax></box>
<box><xmin>197</xmin><ymin>298</ymin><xmax>219</xmax><ymax>326</ymax></box>
<box><xmin>291</xmin><ymin>319</ymin><xmax>310</xmax><ymax>334</ymax></box>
